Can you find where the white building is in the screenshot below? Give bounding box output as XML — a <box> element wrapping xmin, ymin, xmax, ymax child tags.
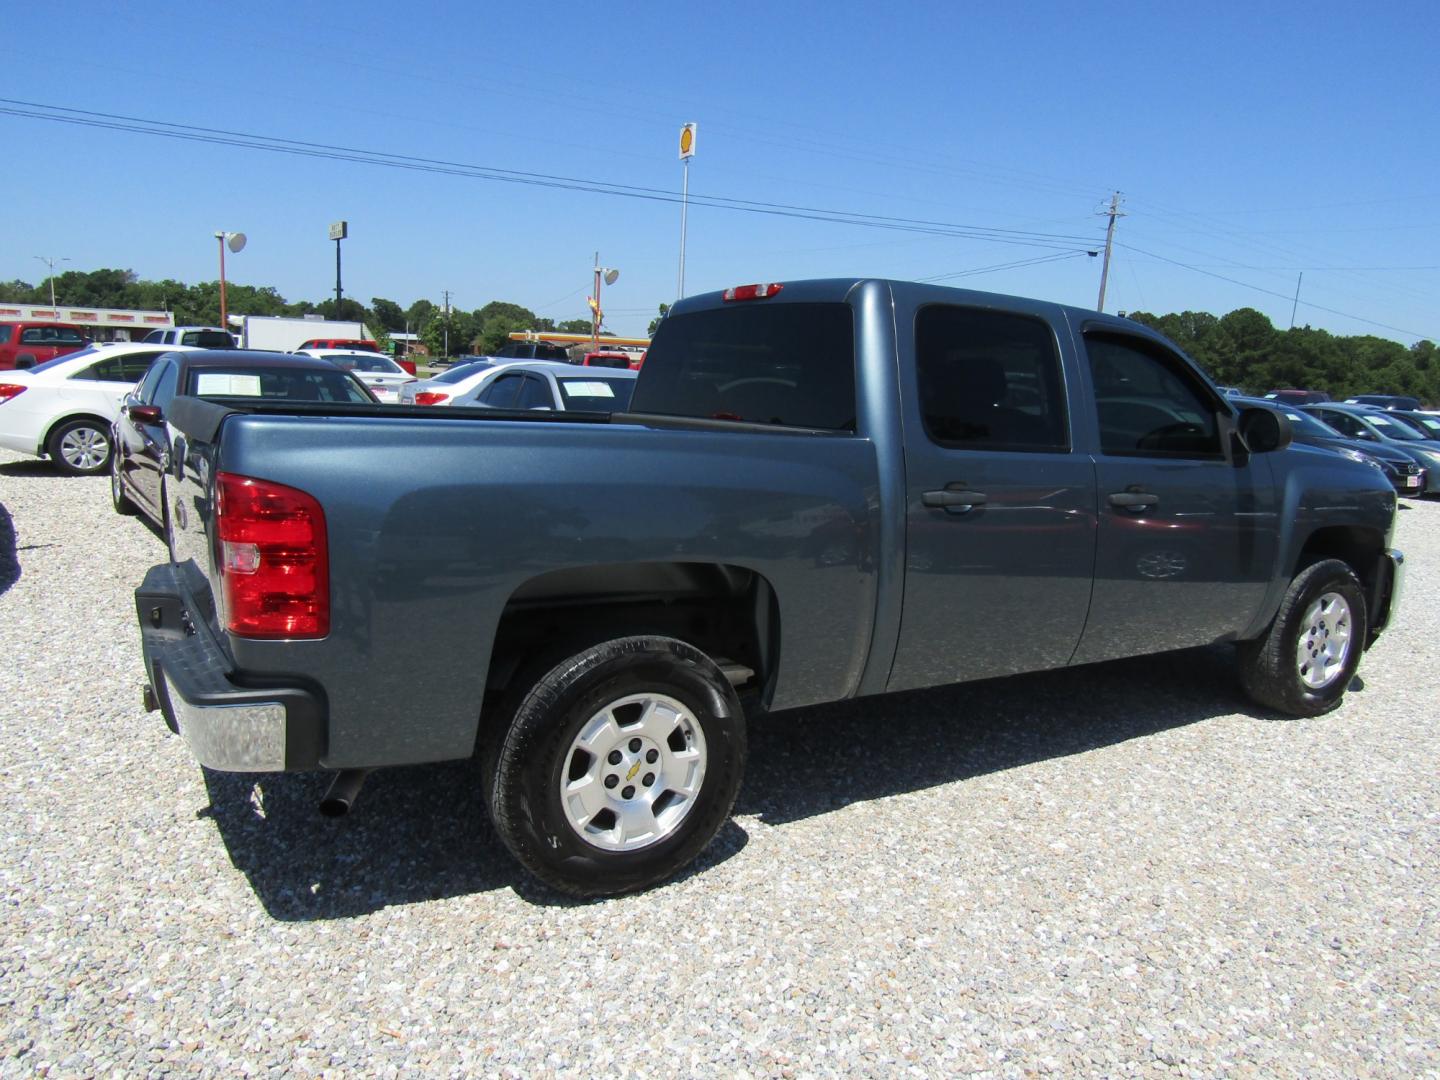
<box><xmin>0</xmin><ymin>302</ymin><xmax>174</xmax><ymax>341</ymax></box>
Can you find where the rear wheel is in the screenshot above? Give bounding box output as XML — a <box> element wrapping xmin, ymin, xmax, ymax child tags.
<box><xmin>1239</xmin><ymin>558</ymin><xmax>1367</xmax><ymax>716</ymax></box>
<box><xmin>47</xmin><ymin>418</ymin><xmax>112</xmax><ymax>476</ymax></box>
<box><xmin>486</xmin><ymin>635</ymin><xmax>747</xmax><ymax>897</ymax></box>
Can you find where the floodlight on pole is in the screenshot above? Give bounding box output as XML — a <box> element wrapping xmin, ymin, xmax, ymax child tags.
<box><xmin>215</xmin><ymin>231</ymin><xmax>246</xmax><ymax>330</ymax></box>
<box><xmin>591</xmin><ymin>254</ymin><xmax>619</xmax><ymax>349</ymax></box>
<box><xmin>33</xmin><ymin>255</ymin><xmax>71</xmax><ymax>309</ymax></box>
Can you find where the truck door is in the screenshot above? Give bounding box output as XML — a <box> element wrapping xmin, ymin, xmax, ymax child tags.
<box><xmin>887</xmin><ymin>303</ymin><xmax>1098</xmax><ymax>693</ymax></box>
<box><xmin>1071</xmin><ymin>329</ymin><xmax>1278</xmax><ymax>664</ymax></box>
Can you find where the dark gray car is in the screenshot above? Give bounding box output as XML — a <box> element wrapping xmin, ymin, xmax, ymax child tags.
<box><xmin>1303</xmin><ymin>403</ymin><xmax>1440</xmax><ymax>495</ymax></box>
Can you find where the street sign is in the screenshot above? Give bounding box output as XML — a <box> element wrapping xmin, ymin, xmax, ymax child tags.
<box><xmin>328</xmin><ymin>221</ymin><xmax>348</xmax><ymax>240</ymax></box>
<box><xmin>678</xmin><ymin>123</ymin><xmax>697</xmax><ymax>160</ymax></box>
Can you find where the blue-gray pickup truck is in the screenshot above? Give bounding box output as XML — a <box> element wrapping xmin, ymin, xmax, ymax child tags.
<box><xmin>135</xmin><ymin>279</ymin><xmax>1405</xmax><ymax>896</ymax></box>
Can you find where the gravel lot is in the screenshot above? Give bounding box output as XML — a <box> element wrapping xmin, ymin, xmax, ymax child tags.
<box><xmin>1</xmin><ymin>447</ymin><xmax>1437</xmax><ymax>1078</ymax></box>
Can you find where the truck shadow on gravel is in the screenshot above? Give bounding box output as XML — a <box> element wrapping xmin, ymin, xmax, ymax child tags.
<box><xmin>0</xmin><ymin>502</ymin><xmax>17</xmax><ymax>596</ymax></box>
<box><xmin>201</xmin><ymin>643</ymin><xmax>1276</xmax><ymax>919</ymax></box>
<box><xmin>740</xmin><ymin>644</ymin><xmax>1263</xmax><ymax>826</ymax></box>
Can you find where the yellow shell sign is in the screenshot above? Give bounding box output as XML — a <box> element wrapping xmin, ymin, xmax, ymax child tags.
<box><xmin>678</xmin><ymin>122</ymin><xmax>697</xmax><ymax>160</ymax></box>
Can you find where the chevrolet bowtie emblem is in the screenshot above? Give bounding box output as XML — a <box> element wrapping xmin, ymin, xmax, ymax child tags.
<box><xmin>626</xmin><ymin>762</ymin><xmax>641</xmax><ymax>782</ymax></box>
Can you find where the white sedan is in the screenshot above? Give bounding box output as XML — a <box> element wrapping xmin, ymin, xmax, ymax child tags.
<box><xmin>398</xmin><ymin>360</ymin><xmax>637</xmax><ymax>412</ymax></box>
<box><xmin>0</xmin><ymin>342</ymin><xmax>199</xmax><ymax>474</ymax></box>
<box><xmin>297</xmin><ymin>349</ymin><xmax>416</xmax><ymax>402</ymax></box>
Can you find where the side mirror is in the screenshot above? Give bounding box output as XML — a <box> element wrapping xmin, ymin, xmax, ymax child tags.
<box><xmin>1237</xmin><ymin>407</ymin><xmax>1292</xmax><ymax>453</ymax></box>
<box><xmin>130</xmin><ymin>404</ymin><xmax>163</xmax><ymax>425</ymax></box>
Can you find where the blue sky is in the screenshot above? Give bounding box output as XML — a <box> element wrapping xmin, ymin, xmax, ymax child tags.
<box><xmin>2</xmin><ymin>0</ymin><xmax>1437</xmax><ymax>342</ymax></box>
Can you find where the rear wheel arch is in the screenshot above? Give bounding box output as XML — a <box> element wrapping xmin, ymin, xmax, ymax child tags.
<box><xmin>477</xmin><ymin>562</ymin><xmax>780</xmax><ymax>745</ymax></box>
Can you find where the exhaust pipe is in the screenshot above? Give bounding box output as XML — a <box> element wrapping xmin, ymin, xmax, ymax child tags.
<box><xmin>319</xmin><ymin>769</ymin><xmax>370</xmax><ymax>817</ymax></box>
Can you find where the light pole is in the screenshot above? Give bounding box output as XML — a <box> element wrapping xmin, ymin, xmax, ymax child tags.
<box><xmin>329</xmin><ymin>221</ymin><xmax>348</xmax><ymax>316</ymax></box>
<box><xmin>590</xmin><ymin>253</ymin><xmax>619</xmax><ymax>349</ymax></box>
<box><xmin>677</xmin><ymin>122</ymin><xmax>696</xmax><ymax>300</ymax></box>
<box><xmin>33</xmin><ymin>255</ymin><xmax>70</xmax><ymax>308</ymax></box>
<box><xmin>215</xmin><ymin>231</ymin><xmax>247</xmax><ymax>330</ymax></box>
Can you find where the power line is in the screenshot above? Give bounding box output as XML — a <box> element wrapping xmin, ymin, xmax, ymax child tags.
<box><xmin>916</xmin><ymin>251</ymin><xmax>1092</xmax><ymax>283</ymax></box>
<box><xmin>1125</xmin><ymin>198</ymin><xmax>1438</xmax><ymax>310</ymax></box>
<box><xmin>0</xmin><ymin>99</ymin><xmax>1100</xmax><ymax>253</ymax></box>
<box><xmin>1116</xmin><ymin>241</ymin><xmax>1436</xmax><ymax>340</ymax></box>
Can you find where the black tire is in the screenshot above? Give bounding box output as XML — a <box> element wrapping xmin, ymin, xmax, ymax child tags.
<box><xmin>110</xmin><ymin>450</ymin><xmax>137</xmax><ymax>515</ymax></box>
<box><xmin>1238</xmin><ymin>558</ymin><xmax>1368</xmax><ymax>717</ymax></box>
<box><xmin>46</xmin><ymin>417</ymin><xmax>112</xmax><ymax>476</ymax></box>
<box><xmin>486</xmin><ymin>635</ymin><xmax>747</xmax><ymax>897</ymax></box>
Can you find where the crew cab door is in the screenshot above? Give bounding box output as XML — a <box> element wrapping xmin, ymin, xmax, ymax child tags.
<box><xmin>887</xmin><ymin>302</ymin><xmax>1097</xmax><ymax>692</ymax></box>
<box><xmin>1071</xmin><ymin>329</ymin><xmax>1278</xmax><ymax>664</ymax></box>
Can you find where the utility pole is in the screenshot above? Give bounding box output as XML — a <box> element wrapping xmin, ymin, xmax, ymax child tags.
<box><xmin>33</xmin><ymin>255</ymin><xmax>70</xmax><ymax>308</ymax></box>
<box><xmin>442</xmin><ymin>289</ymin><xmax>452</xmax><ymax>358</ymax></box>
<box><xmin>1289</xmin><ymin>272</ymin><xmax>1304</xmax><ymax>329</ymax></box>
<box><xmin>1096</xmin><ymin>191</ymin><xmax>1125</xmax><ymax>312</ymax></box>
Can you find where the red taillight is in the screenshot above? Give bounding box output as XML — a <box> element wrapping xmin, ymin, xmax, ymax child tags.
<box><xmin>722</xmin><ymin>283</ymin><xmax>785</xmax><ymax>302</ymax></box>
<box><xmin>0</xmin><ymin>384</ymin><xmax>26</xmax><ymax>402</ymax></box>
<box><xmin>414</xmin><ymin>391</ymin><xmax>450</xmax><ymax>405</ymax></box>
<box><xmin>216</xmin><ymin>472</ymin><xmax>329</xmax><ymax>639</ymax></box>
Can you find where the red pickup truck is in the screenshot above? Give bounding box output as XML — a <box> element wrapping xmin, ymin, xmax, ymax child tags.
<box><xmin>0</xmin><ymin>321</ymin><xmax>90</xmax><ymax>370</ymax></box>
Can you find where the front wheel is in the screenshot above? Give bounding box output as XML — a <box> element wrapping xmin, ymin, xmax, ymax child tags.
<box><xmin>1238</xmin><ymin>558</ymin><xmax>1368</xmax><ymax>716</ymax></box>
<box><xmin>47</xmin><ymin>418</ymin><xmax>112</xmax><ymax>476</ymax></box>
<box><xmin>110</xmin><ymin>449</ymin><xmax>137</xmax><ymax>515</ymax></box>
<box><xmin>486</xmin><ymin>636</ymin><xmax>747</xmax><ymax>897</ymax></box>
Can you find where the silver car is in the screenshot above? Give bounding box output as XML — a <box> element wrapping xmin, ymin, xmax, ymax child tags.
<box><xmin>299</xmin><ymin>349</ymin><xmax>416</xmax><ymax>402</ymax></box>
<box><xmin>399</xmin><ymin>361</ymin><xmax>637</xmax><ymax>412</ymax></box>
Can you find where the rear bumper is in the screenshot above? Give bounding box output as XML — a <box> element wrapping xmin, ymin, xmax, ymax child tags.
<box><xmin>136</xmin><ymin>563</ymin><xmax>324</xmax><ymax>771</ymax></box>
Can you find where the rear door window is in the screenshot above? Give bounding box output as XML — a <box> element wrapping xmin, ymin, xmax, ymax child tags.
<box><xmin>478</xmin><ymin>373</ymin><xmax>525</xmax><ymax>407</ymax></box>
<box><xmin>916</xmin><ymin>305</ymin><xmax>1069</xmax><ymax>451</ymax></box>
<box><xmin>515</xmin><ymin>375</ymin><xmax>556</xmax><ymax>410</ymax></box>
<box><xmin>631</xmin><ymin>302</ymin><xmax>855</xmax><ymax>430</ymax></box>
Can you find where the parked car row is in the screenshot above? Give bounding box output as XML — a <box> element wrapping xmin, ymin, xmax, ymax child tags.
<box><xmin>1300</xmin><ymin>402</ymin><xmax>1440</xmax><ymax>496</ymax></box>
<box><xmin>1238</xmin><ymin>397</ymin><xmax>1428</xmax><ymax>497</ymax></box>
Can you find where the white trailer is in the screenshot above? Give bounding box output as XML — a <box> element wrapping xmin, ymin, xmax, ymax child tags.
<box><xmin>236</xmin><ymin>315</ymin><xmax>373</xmax><ymax>352</ymax></box>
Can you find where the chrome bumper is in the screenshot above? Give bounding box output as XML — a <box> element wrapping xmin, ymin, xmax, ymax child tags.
<box><xmin>136</xmin><ymin>563</ymin><xmax>323</xmax><ymax>772</ymax></box>
<box><xmin>159</xmin><ymin>671</ymin><xmax>288</xmax><ymax>772</ymax></box>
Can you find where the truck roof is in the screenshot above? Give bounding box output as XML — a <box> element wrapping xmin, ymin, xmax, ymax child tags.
<box><xmin>668</xmin><ymin>278</ymin><xmax>1162</xmax><ymax>343</ymax></box>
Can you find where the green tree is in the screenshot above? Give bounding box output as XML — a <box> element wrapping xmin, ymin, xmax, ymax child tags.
<box><xmin>314</xmin><ymin>298</ymin><xmax>370</xmax><ymax>323</ymax></box>
<box><xmin>647</xmin><ymin>303</ymin><xmax>671</xmax><ymax>337</ymax></box>
<box><xmin>370</xmin><ymin>297</ymin><xmax>406</xmax><ymax>331</ymax></box>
